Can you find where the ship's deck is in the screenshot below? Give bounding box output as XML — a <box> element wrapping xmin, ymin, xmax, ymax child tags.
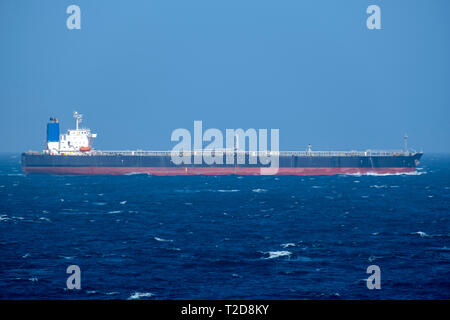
<box><xmin>25</xmin><ymin>150</ymin><xmax>418</xmax><ymax>157</ymax></box>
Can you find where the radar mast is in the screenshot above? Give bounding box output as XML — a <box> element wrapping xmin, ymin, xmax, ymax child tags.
<box><xmin>74</xmin><ymin>111</ymin><xmax>83</xmax><ymax>130</ymax></box>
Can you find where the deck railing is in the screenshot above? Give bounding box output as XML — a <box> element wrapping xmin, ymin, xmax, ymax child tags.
<box><xmin>27</xmin><ymin>149</ymin><xmax>413</xmax><ymax>157</ymax></box>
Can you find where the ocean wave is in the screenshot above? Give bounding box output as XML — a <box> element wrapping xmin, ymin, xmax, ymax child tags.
<box><xmin>429</xmin><ymin>246</ymin><xmax>450</xmax><ymax>252</ymax></box>
<box><xmin>166</xmin><ymin>247</ymin><xmax>181</xmax><ymax>251</ymax></box>
<box><xmin>263</xmin><ymin>251</ymin><xmax>292</xmax><ymax>259</ymax></box>
<box><xmin>367</xmin><ymin>171</ymin><xmax>426</xmax><ymax>176</ymax></box>
<box><xmin>1</xmin><ymin>215</ymin><xmax>25</xmax><ymax>222</ymax></box>
<box><xmin>370</xmin><ymin>185</ymin><xmax>388</xmax><ymax>189</ymax></box>
<box><xmin>175</xmin><ymin>189</ymin><xmax>201</xmax><ymax>193</ymax></box>
<box><xmin>127</xmin><ymin>292</ymin><xmax>153</xmax><ymax>300</ymax></box>
<box><xmin>280</xmin><ymin>243</ymin><xmax>296</xmax><ymax>248</ymax></box>
<box><xmin>368</xmin><ymin>255</ymin><xmax>383</xmax><ymax>262</ymax></box>
<box><xmin>154</xmin><ymin>237</ymin><xmax>173</xmax><ymax>242</ymax></box>
<box><xmin>252</xmin><ymin>189</ymin><xmax>268</xmax><ymax>193</ymax></box>
<box><xmin>412</xmin><ymin>231</ymin><xmax>429</xmax><ymax>238</ymax></box>
<box><xmin>58</xmin><ymin>255</ymin><xmax>75</xmax><ymax>260</ymax></box>
<box><xmin>344</xmin><ymin>171</ymin><xmax>426</xmax><ymax>177</ymax></box>
<box><xmin>216</xmin><ymin>189</ymin><xmax>240</xmax><ymax>193</ymax></box>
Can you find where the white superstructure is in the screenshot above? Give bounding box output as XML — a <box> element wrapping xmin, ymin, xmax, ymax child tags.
<box><xmin>46</xmin><ymin>111</ymin><xmax>97</xmax><ymax>155</ymax></box>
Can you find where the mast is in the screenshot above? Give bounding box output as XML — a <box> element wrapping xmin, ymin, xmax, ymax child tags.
<box><xmin>307</xmin><ymin>144</ymin><xmax>312</xmax><ymax>156</ymax></box>
<box><xmin>404</xmin><ymin>133</ymin><xmax>408</xmax><ymax>153</ymax></box>
<box><xmin>74</xmin><ymin>111</ymin><xmax>83</xmax><ymax>131</ymax></box>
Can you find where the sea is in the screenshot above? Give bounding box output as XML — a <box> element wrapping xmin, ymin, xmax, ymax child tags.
<box><xmin>0</xmin><ymin>154</ymin><xmax>449</xmax><ymax>300</ymax></box>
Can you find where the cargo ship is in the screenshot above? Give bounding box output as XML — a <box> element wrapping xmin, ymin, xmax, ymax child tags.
<box><xmin>21</xmin><ymin>112</ymin><xmax>423</xmax><ymax>175</ymax></box>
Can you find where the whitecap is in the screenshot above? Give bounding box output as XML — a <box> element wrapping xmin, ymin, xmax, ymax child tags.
<box><xmin>154</xmin><ymin>237</ymin><xmax>173</xmax><ymax>242</ymax></box>
<box><xmin>412</xmin><ymin>231</ymin><xmax>429</xmax><ymax>237</ymax></box>
<box><xmin>281</xmin><ymin>243</ymin><xmax>296</xmax><ymax>248</ymax></box>
<box><xmin>108</xmin><ymin>210</ymin><xmax>122</xmax><ymax>214</ymax></box>
<box><xmin>252</xmin><ymin>189</ymin><xmax>267</xmax><ymax>193</ymax></box>
<box><xmin>128</xmin><ymin>292</ymin><xmax>153</xmax><ymax>300</ymax></box>
<box><xmin>120</xmin><ymin>201</ymin><xmax>127</xmax><ymax>205</ymax></box>
<box><xmin>217</xmin><ymin>189</ymin><xmax>240</xmax><ymax>193</ymax></box>
<box><xmin>344</xmin><ymin>171</ymin><xmax>426</xmax><ymax>176</ymax></box>
<box><xmin>366</xmin><ymin>171</ymin><xmax>426</xmax><ymax>176</ymax></box>
<box><xmin>22</xmin><ymin>253</ymin><xmax>30</xmax><ymax>258</ymax></box>
<box><xmin>59</xmin><ymin>255</ymin><xmax>74</xmax><ymax>260</ymax></box>
<box><xmin>263</xmin><ymin>251</ymin><xmax>292</xmax><ymax>259</ymax></box>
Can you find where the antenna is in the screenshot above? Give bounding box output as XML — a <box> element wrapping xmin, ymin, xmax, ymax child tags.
<box><xmin>73</xmin><ymin>111</ymin><xmax>83</xmax><ymax>130</ymax></box>
<box><xmin>404</xmin><ymin>133</ymin><xmax>408</xmax><ymax>153</ymax></box>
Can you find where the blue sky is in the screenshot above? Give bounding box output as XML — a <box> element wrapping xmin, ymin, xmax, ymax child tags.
<box><xmin>1</xmin><ymin>0</ymin><xmax>449</xmax><ymax>152</ymax></box>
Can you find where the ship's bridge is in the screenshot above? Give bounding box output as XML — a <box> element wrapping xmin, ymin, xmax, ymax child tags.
<box><xmin>46</xmin><ymin>112</ymin><xmax>97</xmax><ymax>155</ymax></box>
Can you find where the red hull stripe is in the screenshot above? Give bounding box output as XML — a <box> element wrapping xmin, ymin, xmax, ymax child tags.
<box><xmin>22</xmin><ymin>167</ymin><xmax>416</xmax><ymax>176</ymax></box>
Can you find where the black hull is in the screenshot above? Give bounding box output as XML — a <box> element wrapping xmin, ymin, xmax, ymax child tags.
<box><xmin>21</xmin><ymin>153</ymin><xmax>423</xmax><ymax>175</ymax></box>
